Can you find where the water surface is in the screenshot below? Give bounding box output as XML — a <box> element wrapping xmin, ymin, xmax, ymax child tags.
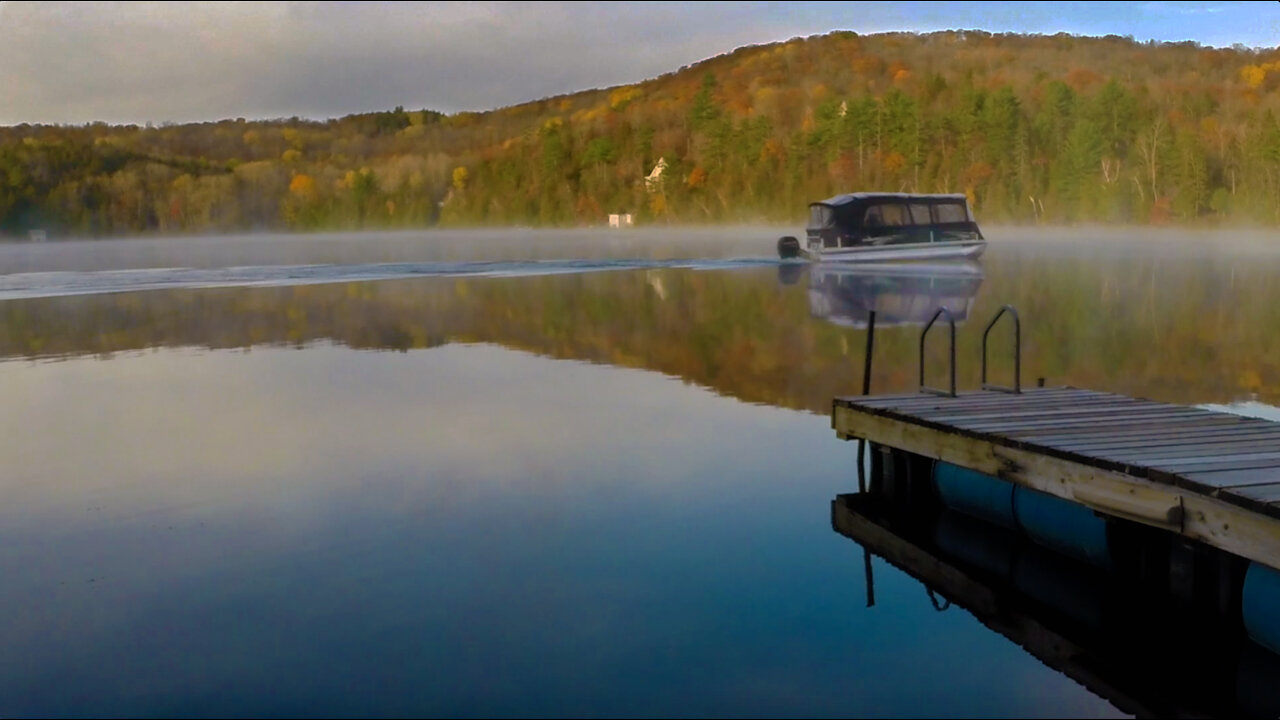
<box><xmin>2</xmin><ymin>227</ymin><xmax>1278</xmax><ymax>717</ymax></box>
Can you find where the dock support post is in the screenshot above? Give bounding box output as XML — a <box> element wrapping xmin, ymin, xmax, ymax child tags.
<box><xmin>862</xmin><ymin>310</ymin><xmax>876</xmax><ymax>396</ymax></box>
<box><xmin>858</xmin><ymin>308</ymin><xmax>877</xmax><ymax>610</ymax></box>
<box><xmin>1170</xmin><ymin>539</ymin><xmax>1201</xmax><ymax>606</ymax></box>
<box><xmin>858</xmin><ymin>309</ymin><xmax>877</xmax><ymax>608</ymax></box>
<box><xmin>863</xmin><ymin>547</ymin><xmax>876</xmax><ymax>608</ymax></box>
<box><xmin>857</xmin><ymin>310</ymin><xmax>876</xmax><ymax>494</ymax></box>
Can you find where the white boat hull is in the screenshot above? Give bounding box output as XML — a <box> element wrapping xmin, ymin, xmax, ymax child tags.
<box><xmin>801</xmin><ymin>239</ymin><xmax>986</xmax><ymax>263</ymax></box>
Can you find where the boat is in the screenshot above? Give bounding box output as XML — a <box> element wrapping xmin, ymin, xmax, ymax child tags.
<box><xmin>777</xmin><ymin>192</ymin><xmax>986</xmax><ymax>262</ymax></box>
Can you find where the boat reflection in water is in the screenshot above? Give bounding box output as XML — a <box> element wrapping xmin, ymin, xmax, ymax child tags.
<box><xmin>832</xmin><ymin>481</ymin><xmax>1280</xmax><ymax>718</ymax></box>
<box><xmin>787</xmin><ymin>260</ymin><xmax>984</xmax><ymax>330</ymax></box>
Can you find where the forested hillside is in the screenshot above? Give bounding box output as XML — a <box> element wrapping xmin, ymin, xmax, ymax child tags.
<box><xmin>5</xmin><ymin>30</ymin><xmax>1280</xmax><ymax>237</ymax></box>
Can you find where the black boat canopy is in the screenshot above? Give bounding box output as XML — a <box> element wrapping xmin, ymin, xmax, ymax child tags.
<box><xmin>807</xmin><ymin>193</ymin><xmax>974</xmax><ymax>231</ymax></box>
<box><xmin>817</xmin><ymin>192</ymin><xmax>969</xmax><ymax>206</ymax></box>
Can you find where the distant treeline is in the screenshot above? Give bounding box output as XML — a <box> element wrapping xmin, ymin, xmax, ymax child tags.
<box><xmin>6</xmin><ymin>30</ymin><xmax>1280</xmax><ymax>237</ymax></box>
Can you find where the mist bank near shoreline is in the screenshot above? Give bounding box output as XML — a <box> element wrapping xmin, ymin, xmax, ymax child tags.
<box><xmin>6</xmin><ymin>224</ymin><xmax>1280</xmax><ymax>279</ymax></box>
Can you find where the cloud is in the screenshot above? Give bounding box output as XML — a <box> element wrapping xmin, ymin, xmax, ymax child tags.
<box><xmin>1</xmin><ymin>1</ymin><xmax>1275</xmax><ymax>126</ymax></box>
<box><xmin>1141</xmin><ymin>1</ymin><xmax>1232</xmax><ymax>15</ymax></box>
<box><xmin>0</xmin><ymin>1</ymin><xmax>827</xmax><ymax>125</ymax></box>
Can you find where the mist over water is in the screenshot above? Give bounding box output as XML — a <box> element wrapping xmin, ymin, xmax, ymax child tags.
<box><xmin>4</xmin><ymin>225</ymin><xmax>1280</xmax><ymax>271</ymax></box>
<box><xmin>0</xmin><ymin>226</ymin><xmax>790</xmax><ymax>273</ymax></box>
<box><xmin>0</xmin><ymin>258</ymin><xmax>802</xmax><ymax>301</ymax></box>
<box><xmin>4</xmin><ymin>225</ymin><xmax>1279</xmax><ymax>301</ymax></box>
<box><xmin>0</xmin><ymin>226</ymin><xmax>797</xmax><ymax>299</ymax></box>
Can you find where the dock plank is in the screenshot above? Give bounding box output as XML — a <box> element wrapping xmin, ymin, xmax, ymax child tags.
<box><xmin>1181</xmin><ymin>467</ymin><xmax>1280</xmax><ymax>489</ymax></box>
<box><xmin>1223</xmin><ymin>483</ymin><xmax>1280</xmax><ymax>505</ymax></box>
<box><xmin>1087</xmin><ymin>438</ymin><xmax>1280</xmax><ymax>463</ymax></box>
<box><xmin>907</xmin><ymin>396</ymin><xmax>1168</xmax><ymax>416</ymax></box>
<box><xmin>846</xmin><ymin>388</ymin><xmax>1099</xmax><ymax>410</ymax></box>
<box><xmin>1012</xmin><ymin>418</ymin><xmax>1269</xmax><ymax>444</ymax></box>
<box><xmin>1044</xmin><ymin>426</ymin><xmax>1280</xmax><ymax>452</ymax></box>
<box><xmin>1150</xmin><ymin>456</ymin><xmax>1280</xmax><ymax>475</ymax></box>
<box><xmin>954</xmin><ymin>410</ymin><xmax>1221</xmax><ymax>433</ymax></box>
<box><xmin>917</xmin><ymin>401</ymin><xmax>1193</xmax><ymax>424</ymax></box>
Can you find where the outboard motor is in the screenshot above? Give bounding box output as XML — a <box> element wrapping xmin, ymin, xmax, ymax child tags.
<box><xmin>777</xmin><ymin>236</ymin><xmax>801</xmax><ymax>259</ymax></box>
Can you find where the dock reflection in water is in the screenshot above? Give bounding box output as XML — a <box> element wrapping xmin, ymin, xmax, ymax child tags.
<box><xmin>833</xmin><ymin>484</ymin><xmax>1280</xmax><ymax>718</ymax></box>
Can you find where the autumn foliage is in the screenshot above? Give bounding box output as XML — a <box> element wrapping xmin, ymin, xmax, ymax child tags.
<box><xmin>6</xmin><ymin>30</ymin><xmax>1280</xmax><ymax>236</ymax></box>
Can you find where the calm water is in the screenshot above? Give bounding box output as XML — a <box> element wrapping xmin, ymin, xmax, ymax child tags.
<box><xmin>2</xmin><ymin>226</ymin><xmax>1279</xmax><ymax>717</ymax></box>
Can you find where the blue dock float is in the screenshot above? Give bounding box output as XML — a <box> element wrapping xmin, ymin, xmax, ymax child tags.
<box><xmin>934</xmin><ymin>460</ymin><xmax>1113</xmax><ymax>569</ymax></box>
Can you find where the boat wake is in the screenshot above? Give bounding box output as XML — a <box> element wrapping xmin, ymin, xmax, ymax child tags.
<box><xmin>0</xmin><ymin>257</ymin><xmax>796</xmax><ymax>300</ymax></box>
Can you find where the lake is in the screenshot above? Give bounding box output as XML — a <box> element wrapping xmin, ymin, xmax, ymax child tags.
<box><xmin>2</xmin><ymin>226</ymin><xmax>1279</xmax><ymax>717</ymax></box>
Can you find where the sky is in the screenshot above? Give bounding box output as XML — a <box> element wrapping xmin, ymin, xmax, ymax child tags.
<box><xmin>1</xmin><ymin>1</ymin><xmax>1278</xmax><ymax>126</ymax></box>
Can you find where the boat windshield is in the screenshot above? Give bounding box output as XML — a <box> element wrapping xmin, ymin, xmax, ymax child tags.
<box><xmin>934</xmin><ymin>202</ymin><xmax>968</xmax><ymax>223</ymax></box>
<box><xmin>862</xmin><ymin>203</ymin><xmax>909</xmax><ymax>234</ymax></box>
<box><xmin>862</xmin><ymin>200</ymin><xmax>970</xmax><ymax>230</ymax></box>
<box><xmin>809</xmin><ymin>204</ymin><xmax>835</xmax><ymax>228</ymax></box>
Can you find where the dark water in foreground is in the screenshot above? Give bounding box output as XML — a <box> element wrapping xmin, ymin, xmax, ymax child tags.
<box><xmin>3</xmin><ymin>227</ymin><xmax>1280</xmax><ymax>717</ymax></box>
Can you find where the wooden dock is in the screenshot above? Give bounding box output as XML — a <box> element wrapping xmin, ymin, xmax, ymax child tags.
<box><xmin>833</xmin><ymin>386</ymin><xmax>1280</xmax><ymax>570</ymax></box>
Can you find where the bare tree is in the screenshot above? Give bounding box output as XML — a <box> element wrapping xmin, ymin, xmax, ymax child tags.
<box><xmin>1136</xmin><ymin>117</ymin><xmax>1166</xmax><ymax>201</ymax></box>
